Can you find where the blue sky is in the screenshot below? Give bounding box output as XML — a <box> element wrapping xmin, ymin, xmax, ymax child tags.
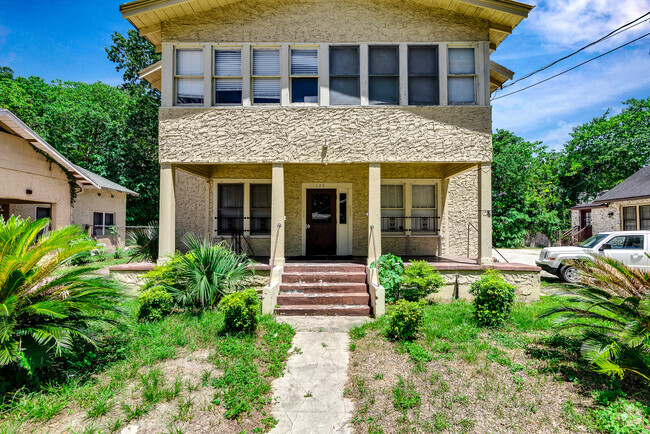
<box><xmin>1</xmin><ymin>0</ymin><xmax>649</xmax><ymax>149</ymax></box>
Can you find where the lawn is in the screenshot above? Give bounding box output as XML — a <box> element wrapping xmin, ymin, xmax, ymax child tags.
<box><xmin>0</xmin><ymin>302</ymin><xmax>295</xmax><ymax>433</ymax></box>
<box><xmin>346</xmin><ymin>296</ymin><xmax>650</xmax><ymax>433</ymax></box>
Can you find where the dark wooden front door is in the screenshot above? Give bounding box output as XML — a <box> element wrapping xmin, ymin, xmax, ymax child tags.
<box><xmin>306</xmin><ymin>189</ymin><xmax>337</xmax><ymax>256</ymax></box>
<box><xmin>580</xmin><ymin>209</ymin><xmax>593</xmax><ymax>239</ymax></box>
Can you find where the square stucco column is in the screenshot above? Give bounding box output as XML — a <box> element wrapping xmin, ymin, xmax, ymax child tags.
<box><xmin>368</xmin><ymin>163</ymin><xmax>382</xmax><ymax>265</ymax></box>
<box><xmin>270</xmin><ymin>163</ymin><xmax>285</xmax><ymax>265</ymax></box>
<box><xmin>478</xmin><ymin>163</ymin><xmax>493</xmax><ymax>264</ymax></box>
<box><xmin>158</xmin><ymin>163</ymin><xmax>176</xmax><ymax>262</ymax></box>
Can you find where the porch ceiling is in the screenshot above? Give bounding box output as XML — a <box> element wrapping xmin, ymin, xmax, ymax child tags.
<box><xmin>443</xmin><ymin>162</ymin><xmax>477</xmax><ymax>178</ymax></box>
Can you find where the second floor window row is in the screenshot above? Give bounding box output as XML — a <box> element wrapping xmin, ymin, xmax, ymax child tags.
<box><xmin>174</xmin><ymin>44</ymin><xmax>480</xmax><ymax>107</ymax></box>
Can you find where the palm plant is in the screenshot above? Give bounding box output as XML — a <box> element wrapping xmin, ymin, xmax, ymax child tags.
<box><xmin>0</xmin><ymin>216</ymin><xmax>125</xmax><ymax>372</ymax></box>
<box><xmin>167</xmin><ymin>234</ymin><xmax>253</xmax><ymax>308</ymax></box>
<box><xmin>127</xmin><ymin>222</ymin><xmax>159</xmax><ymax>262</ymax></box>
<box><xmin>540</xmin><ymin>256</ymin><xmax>650</xmax><ymax>381</ymax></box>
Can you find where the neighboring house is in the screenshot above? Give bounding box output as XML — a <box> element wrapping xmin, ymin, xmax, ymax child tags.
<box><xmin>570</xmin><ymin>165</ymin><xmax>650</xmax><ymax>241</ymax></box>
<box><xmin>0</xmin><ymin>109</ymin><xmax>138</xmax><ymax>246</ymax></box>
<box><xmin>119</xmin><ymin>0</ymin><xmax>533</xmax><ymax>265</ymax></box>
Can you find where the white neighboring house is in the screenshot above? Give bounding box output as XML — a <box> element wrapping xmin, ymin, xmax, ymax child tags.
<box><xmin>0</xmin><ymin>109</ymin><xmax>138</xmax><ymax>248</ymax></box>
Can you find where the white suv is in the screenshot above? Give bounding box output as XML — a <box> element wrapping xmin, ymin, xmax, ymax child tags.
<box><xmin>536</xmin><ymin>231</ymin><xmax>650</xmax><ymax>283</ymax></box>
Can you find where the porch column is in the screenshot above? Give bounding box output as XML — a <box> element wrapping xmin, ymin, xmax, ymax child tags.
<box><xmin>368</xmin><ymin>163</ymin><xmax>382</xmax><ymax>264</ymax></box>
<box><xmin>158</xmin><ymin>163</ymin><xmax>176</xmax><ymax>262</ymax></box>
<box><xmin>478</xmin><ymin>162</ymin><xmax>493</xmax><ymax>264</ymax></box>
<box><xmin>270</xmin><ymin>163</ymin><xmax>285</xmax><ymax>265</ymax></box>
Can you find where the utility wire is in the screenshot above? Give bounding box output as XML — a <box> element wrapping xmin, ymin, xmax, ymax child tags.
<box><xmin>492</xmin><ymin>31</ymin><xmax>650</xmax><ymax>101</ymax></box>
<box><xmin>499</xmin><ymin>10</ymin><xmax>650</xmax><ymax>90</ymax></box>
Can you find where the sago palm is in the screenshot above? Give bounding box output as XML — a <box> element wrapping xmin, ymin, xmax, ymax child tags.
<box><xmin>0</xmin><ymin>216</ymin><xmax>125</xmax><ymax>371</ymax></box>
<box><xmin>540</xmin><ymin>256</ymin><xmax>650</xmax><ymax>381</ymax></box>
<box><xmin>168</xmin><ymin>234</ymin><xmax>253</xmax><ymax>308</ymax></box>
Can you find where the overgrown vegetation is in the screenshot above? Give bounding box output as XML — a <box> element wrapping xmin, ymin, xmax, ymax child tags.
<box><xmin>469</xmin><ymin>269</ymin><xmax>517</xmax><ymax>327</ymax></box>
<box><xmin>372</xmin><ymin>253</ymin><xmax>404</xmax><ymax>303</ymax></box>
<box><xmin>386</xmin><ymin>300</ymin><xmax>424</xmax><ymax>342</ymax></box>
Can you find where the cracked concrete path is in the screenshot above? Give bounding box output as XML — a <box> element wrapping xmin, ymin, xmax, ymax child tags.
<box><xmin>270</xmin><ymin>316</ymin><xmax>370</xmax><ymax>434</ymax></box>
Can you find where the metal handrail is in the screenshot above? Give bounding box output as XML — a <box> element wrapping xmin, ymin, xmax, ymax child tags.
<box><xmin>269</xmin><ymin>222</ymin><xmax>282</xmax><ymax>284</ymax></box>
<box><xmin>369</xmin><ymin>224</ymin><xmax>379</xmax><ymax>286</ymax></box>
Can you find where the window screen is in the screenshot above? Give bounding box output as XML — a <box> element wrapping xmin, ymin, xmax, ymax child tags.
<box><xmin>252</xmin><ymin>49</ymin><xmax>280</xmax><ymax>104</ymax></box>
<box><xmin>623</xmin><ymin>206</ymin><xmax>637</xmax><ymax>230</ymax></box>
<box><xmin>291</xmin><ymin>49</ymin><xmax>318</xmax><ymax>103</ymax></box>
<box><xmin>448</xmin><ymin>48</ymin><xmax>475</xmax><ymax>104</ymax></box>
<box><xmin>411</xmin><ymin>185</ymin><xmax>436</xmax><ymax>232</ymax></box>
<box><xmin>369</xmin><ymin>46</ymin><xmax>398</xmax><ymax>105</ymax></box>
<box><xmin>641</xmin><ymin>205</ymin><xmax>650</xmax><ymax>230</ymax></box>
<box><xmin>214</xmin><ymin>49</ymin><xmax>242</xmax><ymax>104</ymax></box>
<box><xmin>218</xmin><ymin>184</ymin><xmax>244</xmax><ymax>233</ymax></box>
<box><xmin>381</xmin><ymin>185</ymin><xmax>404</xmax><ymax>232</ymax></box>
<box><xmin>250</xmin><ymin>184</ymin><xmax>271</xmax><ymax>234</ymax></box>
<box><xmin>176</xmin><ymin>49</ymin><xmax>204</xmax><ymax>105</ymax></box>
<box><xmin>408</xmin><ymin>46</ymin><xmax>439</xmax><ymax>105</ymax></box>
<box><xmin>330</xmin><ymin>46</ymin><xmax>360</xmax><ymax>105</ymax></box>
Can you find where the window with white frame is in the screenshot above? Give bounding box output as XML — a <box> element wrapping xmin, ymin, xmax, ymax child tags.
<box><xmin>408</xmin><ymin>45</ymin><xmax>439</xmax><ymax>105</ymax></box>
<box><xmin>411</xmin><ymin>185</ymin><xmax>437</xmax><ymax>232</ymax></box>
<box><xmin>381</xmin><ymin>185</ymin><xmax>404</xmax><ymax>232</ymax></box>
<box><xmin>252</xmin><ymin>48</ymin><xmax>281</xmax><ymax>104</ymax></box>
<box><xmin>218</xmin><ymin>184</ymin><xmax>244</xmax><ymax>233</ymax></box>
<box><xmin>250</xmin><ymin>184</ymin><xmax>272</xmax><ymax>234</ymax></box>
<box><xmin>448</xmin><ymin>47</ymin><xmax>476</xmax><ymax>104</ymax></box>
<box><xmin>214</xmin><ymin>48</ymin><xmax>242</xmax><ymax>105</ymax></box>
<box><xmin>93</xmin><ymin>212</ymin><xmax>115</xmax><ymax>236</ymax></box>
<box><xmin>381</xmin><ymin>183</ymin><xmax>439</xmax><ymax>233</ymax></box>
<box><xmin>329</xmin><ymin>46</ymin><xmax>360</xmax><ymax>105</ymax></box>
<box><xmin>175</xmin><ymin>48</ymin><xmax>204</xmax><ymax>105</ymax></box>
<box><xmin>216</xmin><ymin>183</ymin><xmax>272</xmax><ymax>235</ymax></box>
<box><xmin>291</xmin><ymin>48</ymin><xmax>319</xmax><ymax>103</ymax></box>
<box><xmin>369</xmin><ymin>45</ymin><xmax>399</xmax><ymax>105</ymax></box>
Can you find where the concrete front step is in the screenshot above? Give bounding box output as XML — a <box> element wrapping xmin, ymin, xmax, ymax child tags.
<box><xmin>277</xmin><ymin>292</ymin><xmax>369</xmax><ymax>306</ymax></box>
<box><xmin>280</xmin><ymin>282</ymin><xmax>368</xmax><ymax>294</ymax></box>
<box><xmin>275</xmin><ymin>304</ymin><xmax>371</xmax><ymax>316</ymax></box>
<box><xmin>282</xmin><ymin>271</ymin><xmax>367</xmax><ymax>284</ymax></box>
<box><xmin>283</xmin><ymin>263</ymin><xmax>366</xmax><ymax>273</ymax></box>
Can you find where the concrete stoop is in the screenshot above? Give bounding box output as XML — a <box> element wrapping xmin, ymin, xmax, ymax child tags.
<box><xmin>275</xmin><ymin>263</ymin><xmax>371</xmax><ymax>316</ymax></box>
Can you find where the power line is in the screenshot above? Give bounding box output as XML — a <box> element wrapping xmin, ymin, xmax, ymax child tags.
<box><xmin>492</xmin><ymin>31</ymin><xmax>650</xmax><ymax>101</ymax></box>
<box><xmin>499</xmin><ymin>10</ymin><xmax>650</xmax><ymax>90</ymax></box>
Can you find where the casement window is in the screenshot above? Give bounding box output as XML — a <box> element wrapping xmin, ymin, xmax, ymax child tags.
<box><xmin>291</xmin><ymin>48</ymin><xmax>319</xmax><ymax>103</ymax></box>
<box><xmin>369</xmin><ymin>46</ymin><xmax>399</xmax><ymax>105</ymax></box>
<box><xmin>252</xmin><ymin>48</ymin><xmax>281</xmax><ymax>104</ymax></box>
<box><xmin>93</xmin><ymin>212</ymin><xmax>115</xmax><ymax>236</ymax></box>
<box><xmin>175</xmin><ymin>48</ymin><xmax>204</xmax><ymax>105</ymax></box>
<box><xmin>216</xmin><ymin>183</ymin><xmax>272</xmax><ymax>235</ymax></box>
<box><xmin>408</xmin><ymin>45</ymin><xmax>439</xmax><ymax>105</ymax></box>
<box><xmin>329</xmin><ymin>46</ymin><xmax>360</xmax><ymax>105</ymax></box>
<box><xmin>214</xmin><ymin>49</ymin><xmax>242</xmax><ymax>105</ymax></box>
<box><xmin>381</xmin><ymin>183</ymin><xmax>439</xmax><ymax>233</ymax></box>
<box><xmin>448</xmin><ymin>47</ymin><xmax>476</xmax><ymax>104</ymax></box>
<box><xmin>623</xmin><ymin>206</ymin><xmax>638</xmax><ymax>230</ymax></box>
<box><xmin>381</xmin><ymin>185</ymin><xmax>405</xmax><ymax>232</ymax></box>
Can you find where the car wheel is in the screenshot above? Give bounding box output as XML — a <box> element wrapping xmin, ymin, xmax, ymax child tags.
<box><xmin>560</xmin><ymin>265</ymin><xmax>580</xmax><ymax>284</ymax></box>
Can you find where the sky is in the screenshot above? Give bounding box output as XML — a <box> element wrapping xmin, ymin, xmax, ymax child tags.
<box><xmin>0</xmin><ymin>0</ymin><xmax>649</xmax><ymax>149</ymax></box>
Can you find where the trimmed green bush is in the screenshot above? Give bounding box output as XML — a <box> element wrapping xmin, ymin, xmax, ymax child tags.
<box><xmin>469</xmin><ymin>269</ymin><xmax>516</xmax><ymax>327</ymax></box>
<box><xmin>372</xmin><ymin>253</ymin><xmax>404</xmax><ymax>303</ymax></box>
<box><xmin>218</xmin><ymin>289</ymin><xmax>260</xmax><ymax>334</ymax></box>
<box><xmin>137</xmin><ymin>286</ymin><xmax>174</xmax><ymax>321</ymax></box>
<box><xmin>401</xmin><ymin>260</ymin><xmax>444</xmax><ymax>301</ymax></box>
<box><xmin>140</xmin><ymin>254</ymin><xmax>185</xmax><ymax>292</ymax></box>
<box><xmin>387</xmin><ymin>300</ymin><xmax>424</xmax><ymax>341</ymax></box>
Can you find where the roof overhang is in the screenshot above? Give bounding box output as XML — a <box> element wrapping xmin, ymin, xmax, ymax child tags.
<box><xmin>139</xmin><ymin>60</ymin><xmax>162</xmax><ymax>90</ymax></box>
<box><xmin>120</xmin><ymin>0</ymin><xmax>533</xmax><ymax>52</ymax></box>
<box><xmin>593</xmin><ymin>195</ymin><xmax>650</xmax><ymax>205</ymax></box>
<box><xmin>490</xmin><ymin>60</ymin><xmax>514</xmax><ymax>93</ymax></box>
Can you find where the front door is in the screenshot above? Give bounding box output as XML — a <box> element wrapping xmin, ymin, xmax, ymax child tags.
<box><xmin>580</xmin><ymin>209</ymin><xmax>593</xmax><ymax>239</ymax></box>
<box><xmin>306</xmin><ymin>189</ymin><xmax>337</xmax><ymax>256</ymax></box>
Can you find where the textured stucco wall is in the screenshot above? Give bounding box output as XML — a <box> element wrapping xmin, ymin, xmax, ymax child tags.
<box><xmin>441</xmin><ymin>168</ymin><xmax>478</xmax><ymax>257</ymax></box>
<box><xmin>159</xmin><ymin>107</ymin><xmax>491</xmax><ymax>164</ymax></box>
<box><xmin>72</xmin><ymin>189</ymin><xmax>127</xmax><ymax>237</ymax></box>
<box><xmin>175</xmin><ymin>169</ymin><xmax>211</xmax><ymax>248</ymax></box>
<box><xmin>161</xmin><ymin>0</ymin><xmax>489</xmax><ymax>43</ymax></box>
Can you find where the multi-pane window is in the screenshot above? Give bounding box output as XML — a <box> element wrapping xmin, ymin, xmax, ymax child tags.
<box><xmin>448</xmin><ymin>47</ymin><xmax>476</xmax><ymax>104</ymax></box>
<box><xmin>411</xmin><ymin>185</ymin><xmax>437</xmax><ymax>232</ymax></box>
<box><xmin>641</xmin><ymin>206</ymin><xmax>650</xmax><ymax>230</ymax></box>
<box><xmin>250</xmin><ymin>184</ymin><xmax>272</xmax><ymax>234</ymax></box>
<box><xmin>408</xmin><ymin>45</ymin><xmax>439</xmax><ymax>105</ymax></box>
<box><xmin>175</xmin><ymin>49</ymin><xmax>204</xmax><ymax>105</ymax></box>
<box><xmin>252</xmin><ymin>48</ymin><xmax>281</xmax><ymax>104</ymax></box>
<box><xmin>218</xmin><ymin>184</ymin><xmax>244</xmax><ymax>233</ymax></box>
<box><xmin>330</xmin><ymin>46</ymin><xmax>360</xmax><ymax>105</ymax></box>
<box><xmin>381</xmin><ymin>185</ymin><xmax>404</xmax><ymax>232</ymax></box>
<box><xmin>291</xmin><ymin>48</ymin><xmax>319</xmax><ymax>103</ymax></box>
<box><xmin>93</xmin><ymin>212</ymin><xmax>115</xmax><ymax>236</ymax></box>
<box><xmin>623</xmin><ymin>206</ymin><xmax>637</xmax><ymax>231</ymax></box>
<box><xmin>369</xmin><ymin>46</ymin><xmax>399</xmax><ymax>105</ymax></box>
<box><xmin>214</xmin><ymin>49</ymin><xmax>242</xmax><ymax>105</ymax></box>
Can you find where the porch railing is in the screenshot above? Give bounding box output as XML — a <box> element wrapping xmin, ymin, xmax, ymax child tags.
<box><xmin>380</xmin><ymin>216</ymin><xmax>440</xmax><ymax>234</ymax></box>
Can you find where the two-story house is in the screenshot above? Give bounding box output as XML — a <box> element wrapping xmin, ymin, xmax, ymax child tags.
<box><xmin>120</xmin><ymin>0</ymin><xmax>536</xmax><ymax>315</ymax></box>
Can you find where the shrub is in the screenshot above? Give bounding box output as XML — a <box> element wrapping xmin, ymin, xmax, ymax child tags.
<box><xmin>540</xmin><ymin>256</ymin><xmax>650</xmax><ymax>381</ymax></box>
<box><xmin>386</xmin><ymin>300</ymin><xmax>424</xmax><ymax>341</ymax></box>
<box><xmin>371</xmin><ymin>253</ymin><xmax>404</xmax><ymax>303</ymax></box>
<box><xmin>127</xmin><ymin>222</ymin><xmax>159</xmax><ymax>262</ymax></box>
<box><xmin>218</xmin><ymin>289</ymin><xmax>260</xmax><ymax>334</ymax></box>
<box><xmin>469</xmin><ymin>269</ymin><xmax>516</xmax><ymax>327</ymax></box>
<box><xmin>0</xmin><ymin>216</ymin><xmax>125</xmax><ymax>372</ymax></box>
<box><xmin>401</xmin><ymin>260</ymin><xmax>444</xmax><ymax>301</ymax></box>
<box><xmin>141</xmin><ymin>253</ymin><xmax>185</xmax><ymax>292</ymax></box>
<box><xmin>137</xmin><ymin>286</ymin><xmax>174</xmax><ymax>321</ymax></box>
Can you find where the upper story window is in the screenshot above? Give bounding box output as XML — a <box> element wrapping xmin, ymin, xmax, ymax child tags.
<box><xmin>408</xmin><ymin>45</ymin><xmax>439</xmax><ymax>105</ymax></box>
<box><xmin>291</xmin><ymin>48</ymin><xmax>319</xmax><ymax>104</ymax></box>
<box><xmin>448</xmin><ymin>47</ymin><xmax>476</xmax><ymax>104</ymax></box>
<box><xmin>369</xmin><ymin>46</ymin><xmax>399</xmax><ymax>105</ymax></box>
<box><xmin>175</xmin><ymin>48</ymin><xmax>204</xmax><ymax>105</ymax></box>
<box><xmin>252</xmin><ymin>48</ymin><xmax>281</xmax><ymax>104</ymax></box>
<box><xmin>214</xmin><ymin>49</ymin><xmax>242</xmax><ymax>105</ymax></box>
<box><xmin>330</xmin><ymin>46</ymin><xmax>360</xmax><ymax>105</ymax></box>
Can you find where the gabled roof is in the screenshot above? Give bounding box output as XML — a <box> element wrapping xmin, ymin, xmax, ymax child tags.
<box><xmin>120</xmin><ymin>0</ymin><xmax>534</xmax><ymax>52</ymax></box>
<box><xmin>0</xmin><ymin>109</ymin><xmax>138</xmax><ymax>196</ymax></box>
<box><xmin>593</xmin><ymin>165</ymin><xmax>650</xmax><ymax>204</ymax></box>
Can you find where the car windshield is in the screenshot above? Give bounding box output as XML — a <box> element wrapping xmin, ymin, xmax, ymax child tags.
<box><xmin>578</xmin><ymin>233</ymin><xmax>609</xmax><ymax>248</ymax></box>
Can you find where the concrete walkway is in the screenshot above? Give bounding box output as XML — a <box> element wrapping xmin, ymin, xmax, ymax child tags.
<box><xmin>270</xmin><ymin>317</ymin><xmax>369</xmax><ymax>434</ymax></box>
